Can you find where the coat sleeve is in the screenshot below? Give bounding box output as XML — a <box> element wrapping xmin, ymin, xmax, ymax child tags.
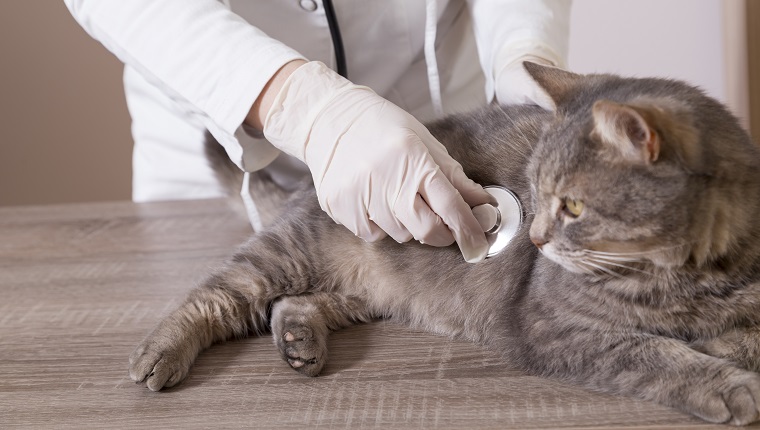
<box><xmin>466</xmin><ymin>0</ymin><xmax>571</xmax><ymax>102</ymax></box>
<box><xmin>63</xmin><ymin>0</ymin><xmax>306</xmax><ymax>170</ymax></box>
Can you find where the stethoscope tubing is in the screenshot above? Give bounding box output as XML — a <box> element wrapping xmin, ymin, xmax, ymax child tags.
<box><xmin>322</xmin><ymin>0</ymin><xmax>347</xmax><ymax>78</ymax></box>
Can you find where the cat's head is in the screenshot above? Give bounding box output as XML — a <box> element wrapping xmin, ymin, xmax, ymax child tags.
<box><xmin>524</xmin><ymin>62</ymin><xmax>759</xmax><ymax>275</ymax></box>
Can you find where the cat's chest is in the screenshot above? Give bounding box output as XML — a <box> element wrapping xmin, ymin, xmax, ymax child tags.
<box><xmin>529</xmin><ymin>271</ymin><xmax>760</xmax><ymax>340</ymax></box>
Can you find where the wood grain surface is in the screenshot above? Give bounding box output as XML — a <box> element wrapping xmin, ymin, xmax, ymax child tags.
<box><xmin>0</xmin><ymin>199</ymin><xmax>747</xmax><ymax>429</ymax></box>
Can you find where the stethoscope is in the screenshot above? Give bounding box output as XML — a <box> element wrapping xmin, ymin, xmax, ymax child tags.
<box><xmin>320</xmin><ymin>2</ymin><xmax>522</xmax><ymax>257</ymax></box>
<box><xmin>322</xmin><ymin>0</ymin><xmax>347</xmax><ymax>78</ymax></box>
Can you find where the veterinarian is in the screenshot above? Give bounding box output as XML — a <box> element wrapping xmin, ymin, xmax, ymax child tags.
<box><xmin>64</xmin><ymin>0</ymin><xmax>570</xmax><ymax>263</ymax></box>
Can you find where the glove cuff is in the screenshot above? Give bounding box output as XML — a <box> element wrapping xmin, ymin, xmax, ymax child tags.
<box><xmin>263</xmin><ymin>61</ymin><xmax>367</xmax><ymax>162</ymax></box>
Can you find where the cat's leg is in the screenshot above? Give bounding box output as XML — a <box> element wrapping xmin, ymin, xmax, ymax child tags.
<box><xmin>128</xmin><ymin>279</ymin><xmax>253</xmax><ymax>391</ymax></box>
<box><xmin>533</xmin><ymin>331</ymin><xmax>760</xmax><ymax>425</ymax></box>
<box><xmin>692</xmin><ymin>326</ymin><xmax>760</xmax><ymax>372</ymax></box>
<box><xmin>129</xmin><ymin>233</ymin><xmax>319</xmax><ymax>391</ymax></box>
<box><xmin>270</xmin><ymin>293</ymin><xmax>374</xmax><ymax>376</ymax></box>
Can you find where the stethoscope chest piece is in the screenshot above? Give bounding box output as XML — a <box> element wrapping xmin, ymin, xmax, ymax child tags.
<box><xmin>472</xmin><ymin>186</ymin><xmax>523</xmax><ymax>258</ymax></box>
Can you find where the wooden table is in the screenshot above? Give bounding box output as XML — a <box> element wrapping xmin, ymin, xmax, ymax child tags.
<box><xmin>0</xmin><ymin>199</ymin><xmax>741</xmax><ymax>429</ymax></box>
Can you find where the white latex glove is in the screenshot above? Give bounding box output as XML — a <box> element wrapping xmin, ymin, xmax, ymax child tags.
<box><xmin>264</xmin><ymin>61</ymin><xmax>492</xmax><ymax>262</ymax></box>
<box><xmin>494</xmin><ymin>55</ymin><xmax>556</xmax><ymax>111</ymax></box>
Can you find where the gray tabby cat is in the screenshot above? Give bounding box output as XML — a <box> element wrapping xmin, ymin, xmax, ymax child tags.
<box><xmin>129</xmin><ymin>62</ymin><xmax>760</xmax><ymax>425</ymax></box>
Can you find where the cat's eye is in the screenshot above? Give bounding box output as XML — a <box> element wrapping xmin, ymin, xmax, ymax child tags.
<box><xmin>563</xmin><ymin>198</ymin><xmax>584</xmax><ymax>218</ymax></box>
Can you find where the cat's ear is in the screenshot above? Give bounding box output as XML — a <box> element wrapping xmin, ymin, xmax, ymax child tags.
<box><xmin>591</xmin><ymin>100</ymin><xmax>660</xmax><ymax>164</ymax></box>
<box><xmin>523</xmin><ymin>61</ymin><xmax>583</xmax><ymax>108</ymax></box>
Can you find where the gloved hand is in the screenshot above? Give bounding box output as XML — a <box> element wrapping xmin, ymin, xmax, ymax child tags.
<box><xmin>494</xmin><ymin>54</ymin><xmax>557</xmax><ymax>111</ymax></box>
<box><xmin>263</xmin><ymin>61</ymin><xmax>492</xmax><ymax>262</ymax></box>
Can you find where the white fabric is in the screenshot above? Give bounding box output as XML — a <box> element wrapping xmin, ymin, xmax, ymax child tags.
<box><xmin>240</xmin><ymin>172</ymin><xmax>263</xmax><ymax>231</ymax></box>
<box><xmin>467</xmin><ymin>0</ymin><xmax>571</xmax><ymax>103</ymax></box>
<box><xmin>264</xmin><ymin>62</ymin><xmax>493</xmax><ymax>262</ymax></box>
<box><xmin>495</xmin><ymin>55</ymin><xmax>557</xmax><ymax>110</ymax></box>
<box><xmin>423</xmin><ymin>0</ymin><xmax>444</xmax><ymax>117</ymax></box>
<box><xmin>123</xmin><ymin>66</ymin><xmax>227</xmax><ymax>201</ymax></box>
<box><xmin>64</xmin><ymin>0</ymin><xmax>304</xmax><ymax>174</ymax></box>
<box><xmin>64</xmin><ymin>0</ymin><xmax>570</xmax><ymax>201</ymax></box>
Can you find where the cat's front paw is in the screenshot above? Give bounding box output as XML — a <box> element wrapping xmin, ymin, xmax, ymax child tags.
<box><xmin>682</xmin><ymin>368</ymin><xmax>760</xmax><ymax>426</ymax></box>
<box><xmin>129</xmin><ymin>330</ymin><xmax>196</xmax><ymax>391</ymax></box>
<box><xmin>274</xmin><ymin>320</ymin><xmax>327</xmax><ymax>377</ymax></box>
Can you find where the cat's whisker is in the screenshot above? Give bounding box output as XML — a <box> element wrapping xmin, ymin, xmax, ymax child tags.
<box><xmin>582</xmin><ymin>252</ymin><xmax>641</xmax><ymax>263</ymax></box>
<box><xmin>584</xmin><ymin>243</ymin><xmax>691</xmax><ymax>258</ymax></box>
<box><xmin>584</xmin><ymin>249</ymin><xmax>665</xmax><ymax>257</ymax></box>
<box><xmin>573</xmin><ymin>260</ymin><xmax>598</xmax><ymax>276</ymax></box>
<box><xmin>586</xmin><ymin>256</ymin><xmax>660</xmax><ymax>279</ymax></box>
<box><xmin>581</xmin><ymin>259</ymin><xmax>626</xmax><ymax>279</ymax></box>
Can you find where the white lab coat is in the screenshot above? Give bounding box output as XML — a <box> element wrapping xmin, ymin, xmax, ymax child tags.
<box><xmin>64</xmin><ymin>0</ymin><xmax>570</xmax><ymax>202</ymax></box>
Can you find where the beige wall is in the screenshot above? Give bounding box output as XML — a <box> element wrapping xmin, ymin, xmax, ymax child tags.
<box><xmin>0</xmin><ymin>2</ymin><xmax>132</xmax><ymax>206</ymax></box>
